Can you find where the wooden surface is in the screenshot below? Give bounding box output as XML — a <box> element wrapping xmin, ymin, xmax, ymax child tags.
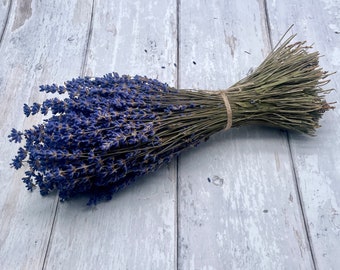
<box><xmin>0</xmin><ymin>0</ymin><xmax>339</xmax><ymax>269</ymax></box>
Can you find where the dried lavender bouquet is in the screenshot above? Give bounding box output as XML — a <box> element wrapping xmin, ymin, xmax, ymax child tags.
<box><xmin>9</xmin><ymin>34</ymin><xmax>334</xmax><ymax>204</ymax></box>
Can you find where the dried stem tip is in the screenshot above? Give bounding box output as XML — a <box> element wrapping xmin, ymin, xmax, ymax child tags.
<box><xmin>221</xmin><ymin>34</ymin><xmax>335</xmax><ymax>135</ymax></box>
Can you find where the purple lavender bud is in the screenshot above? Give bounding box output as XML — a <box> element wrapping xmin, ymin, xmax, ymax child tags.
<box><xmin>23</xmin><ymin>104</ymin><xmax>31</xmax><ymax>117</ymax></box>
<box><xmin>31</xmin><ymin>102</ymin><xmax>41</xmax><ymax>115</ymax></box>
<box><xmin>9</xmin><ymin>72</ymin><xmax>207</xmax><ymax>204</ymax></box>
<box><xmin>8</xmin><ymin>128</ymin><xmax>23</xmax><ymax>143</ymax></box>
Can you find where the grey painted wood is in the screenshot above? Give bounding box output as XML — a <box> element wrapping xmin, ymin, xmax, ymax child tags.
<box><xmin>43</xmin><ymin>1</ymin><xmax>177</xmax><ymax>269</ymax></box>
<box><xmin>1</xmin><ymin>0</ymin><xmax>339</xmax><ymax>269</ymax></box>
<box><xmin>267</xmin><ymin>1</ymin><xmax>340</xmax><ymax>269</ymax></box>
<box><xmin>0</xmin><ymin>0</ymin><xmax>93</xmax><ymax>269</ymax></box>
<box><xmin>177</xmin><ymin>1</ymin><xmax>315</xmax><ymax>269</ymax></box>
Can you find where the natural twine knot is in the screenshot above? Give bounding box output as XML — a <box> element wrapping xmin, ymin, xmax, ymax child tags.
<box><xmin>219</xmin><ymin>91</ymin><xmax>232</xmax><ymax>130</ymax></box>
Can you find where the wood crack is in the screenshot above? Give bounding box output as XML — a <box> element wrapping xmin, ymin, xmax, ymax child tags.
<box><xmin>0</xmin><ymin>0</ymin><xmax>13</xmax><ymax>48</ymax></box>
<box><xmin>41</xmin><ymin>198</ymin><xmax>60</xmax><ymax>270</ymax></box>
<box><xmin>286</xmin><ymin>131</ymin><xmax>318</xmax><ymax>270</ymax></box>
<box><xmin>175</xmin><ymin>1</ymin><xmax>180</xmax><ymax>270</ymax></box>
<box><xmin>81</xmin><ymin>0</ymin><xmax>95</xmax><ymax>77</ymax></box>
<box><xmin>263</xmin><ymin>0</ymin><xmax>273</xmax><ymax>50</ymax></box>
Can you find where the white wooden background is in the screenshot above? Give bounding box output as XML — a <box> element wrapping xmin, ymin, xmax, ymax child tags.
<box><xmin>0</xmin><ymin>0</ymin><xmax>339</xmax><ymax>269</ymax></box>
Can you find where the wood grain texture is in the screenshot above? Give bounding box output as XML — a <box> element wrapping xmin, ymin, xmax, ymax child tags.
<box><xmin>267</xmin><ymin>0</ymin><xmax>340</xmax><ymax>269</ymax></box>
<box><xmin>43</xmin><ymin>0</ymin><xmax>177</xmax><ymax>269</ymax></box>
<box><xmin>0</xmin><ymin>0</ymin><xmax>93</xmax><ymax>269</ymax></box>
<box><xmin>177</xmin><ymin>1</ymin><xmax>314</xmax><ymax>269</ymax></box>
<box><xmin>1</xmin><ymin>0</ymin><xmax>339</xmax><ymax>269</ymax></box>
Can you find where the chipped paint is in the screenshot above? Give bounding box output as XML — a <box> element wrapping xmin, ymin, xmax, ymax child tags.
<box><xmin>11</xmin><ymin>0</ymin><xmax>32</xmax><ymax>31</ymax></box>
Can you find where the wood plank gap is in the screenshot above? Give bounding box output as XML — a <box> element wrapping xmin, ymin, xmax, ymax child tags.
<box><xmin>175</xmin><ymin>1</ymin><xmax>181</xmax><ymax>269</ymax></box>
<box><xmin>81</xmin><ymin>0</ymin><xmax>95</xmax><ymax>77</ymax></box>
<box><xmin>0</xmin><ymin>0</ymin><xmax>13</xmax><ymax>48</ymax></box>
<box><xmin>174</xmin><ymin>157</ymin><xmax>179</xmax><ymax>270</ymax></box>
<box><xmin>176</xmin><ymin>0</ymin><xmax>181</xmax><ymax>87</ymax></box>
<box><xmin>263</xmin><ymin>0</ymin><xmax>273</xmax><ymax>49</ymax></box>
<box><xmin>41</xmin><ymin>198</ymin><xmax>59</xmax><ymax>270</ymax></box>
<box><xmin>286</xmin><ymin>131</ymin><xmax>318</xmax><ymax>270</ymax></box>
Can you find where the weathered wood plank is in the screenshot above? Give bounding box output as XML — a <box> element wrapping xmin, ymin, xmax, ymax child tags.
<box><xmin>0</xmin><ymin>0</ymin><xmax>93</xmax><ymax>269</ymax></box>
<box><xmin>267</xmin><ymin>1</ymin><xmax>340</xmax><ymax>268</ymax></box>
<box><xmin>1</xmin><ymin>1</ymin><xmax>337</xmax><ymax>269</ymax></box>
<box><xmin>177</xmin><ymin>1</ymin><xmax>314</xmax><ymax>269</ymax></box>
<box><xmin>43</xmin><ymin>1</ymin><xmax>177</xmax><ymax>269</ymax></box>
